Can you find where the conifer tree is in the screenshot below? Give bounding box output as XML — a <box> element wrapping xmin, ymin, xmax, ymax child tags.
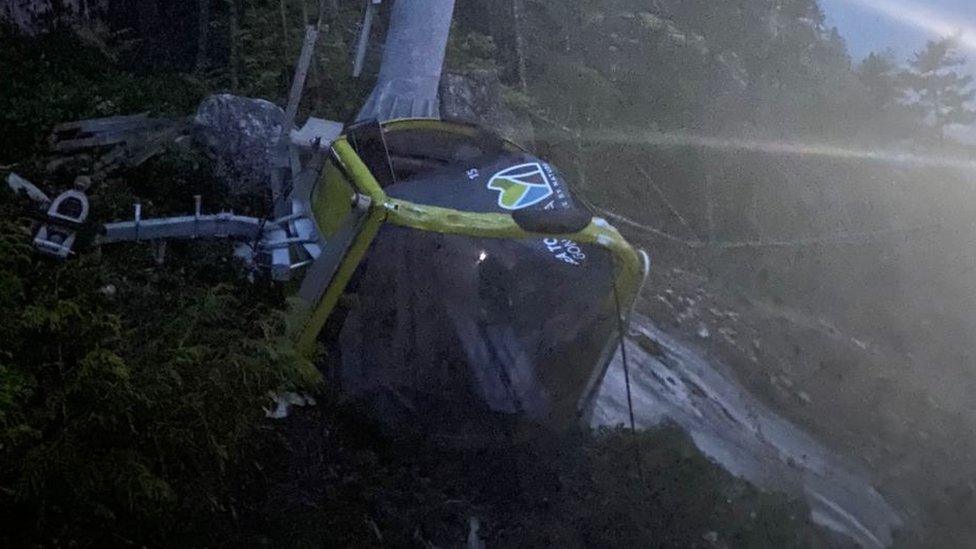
<box><xmin>903</xmin><ymin>38</ymin><xmax>976</xmax><ymax>139</ymax></box>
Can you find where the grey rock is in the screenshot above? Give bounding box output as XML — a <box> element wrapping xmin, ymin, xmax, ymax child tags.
<box><xmin>192</xmin><ymin>94</ymin><xmax>284</xmax><ymax>196</ymax></box>
<box><xmin>440</xmin><ymin>70</ymin><xmax>535</xmax><ymax>146</ymax></box>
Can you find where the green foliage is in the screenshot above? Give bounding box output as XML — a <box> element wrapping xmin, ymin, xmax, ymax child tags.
<box><xmin>0</xmin><ymin>192</ymin><xmax>315</xmax><ymax>544</ymax></box>
<box><xmin>447</xmin><ymin>27</ymin><xmax>500</xmax><ymax>72</ymax></box>
<box><xmin>0</xmin><ymin>16</ymin><xmax>330</xmax><ymax>545</ymax></box>
<box><xmin>852</xmin><ymin>50</ymin><xmax>921</xmax><ymax>140</ymax></box>
<box><xmin>455</xmin><ymin>0</ymin><xmax>974</xmax><ymax>144</ymax></box>
<box><xmin>0</xmin><ymin>26</ymin><xmax>208</xmax><ymax>166</ymax></box>
<box><xmin>0</xmin><ymin>16</ymin><xmax>331</xmax><ymax>543</ymax></box>
<box><xmin>903</xmin><ymin>37</ymin><xmax>976</xmax><ymax>138</ymax></box>
<box><xmin>230</xmin><ymin>0</ymin><xmax>377</xmax><ymax>120</ymax></box>
<box><xmin>859</xmin><ymin>51</ymin><xmax>903</xmax><ymax>110</ymax></box>
<box><xmin>501</xmin><ymin>85</ymin><xmax>538</xmax><ymax>114</ymax></box>
<box><xmin>521</xmin><ymin>1</ymin><xmax>720</xmax><ymax>130</ymax></box>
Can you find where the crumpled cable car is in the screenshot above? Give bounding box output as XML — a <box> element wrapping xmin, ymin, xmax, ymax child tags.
<box><xmin>292</xmin><ymin>118</ymin><xmax>649</xmax><ymax>434</ymax></box>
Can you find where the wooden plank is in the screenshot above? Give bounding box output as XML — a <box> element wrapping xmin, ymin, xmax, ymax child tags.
<box><xmin>283</xmin><ymin>25</ymin><xmax>320</xmax><ymax>132</ymax></box>
<box><xmin>124</xmin><ymin>124</ymin><xmax>187</xmax><ymax>167</ymax></box>
<box><xmin>53</xmin><ymin>133</ymin><xmax>130</xmax><ymax>152</ymax></box>
<box><xmin>76</xmin><ymin>112</ymin><xmax>153</xmax><ymax>133</ymax></box>
<box><xmin>52</xmin><ymin>112</ymin><xmax>150</xmax><ymax>136</ymax></box>
<box><xmin>52</xmin><ymin>118</ymin><xmax>181</xmax><ymax>153</ymax></box>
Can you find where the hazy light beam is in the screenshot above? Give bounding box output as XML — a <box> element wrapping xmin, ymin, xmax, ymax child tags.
<box><xmin>549</xmin><ymin>129</ymin><xmax>976</xmax><ymax>171</ymax></box>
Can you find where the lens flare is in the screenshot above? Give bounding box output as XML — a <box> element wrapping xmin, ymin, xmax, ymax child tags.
<box><xmin>847</xmin><ymin>0</ymin><xmax>976</xmax><ymax>53</ymax></box>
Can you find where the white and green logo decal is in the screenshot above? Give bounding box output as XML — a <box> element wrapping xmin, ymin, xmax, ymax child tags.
<box><xmin>487</xmin><ymin>163</ymin><xmax>554</xmax><ymax>210</ymax></box>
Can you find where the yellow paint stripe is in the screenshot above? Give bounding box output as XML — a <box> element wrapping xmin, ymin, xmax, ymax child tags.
<box><xmin>291</xmin><ymin>135</ymin><xmax>645</xmax><ymax>356</ymax></box>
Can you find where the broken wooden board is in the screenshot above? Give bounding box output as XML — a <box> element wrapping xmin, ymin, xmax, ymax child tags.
<box><xmin>48</xmin><ymin>115</ymin><xmax>191</xmax><ymax>183</ymax></box>
<box><xmin>50</xmin><ymin>113</ymin><xmax>182</xmax><ymax>153</ymax></box>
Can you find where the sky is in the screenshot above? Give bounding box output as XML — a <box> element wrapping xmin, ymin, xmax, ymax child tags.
<box><xmin>820</xmin><ymin>0</ymin><xmax>975</xmax><ymax>67</ymax></box>
<box><xmin>819</xmin><ymin>0</ymin><xmax>975</xmax><ymax>141</ymax></box>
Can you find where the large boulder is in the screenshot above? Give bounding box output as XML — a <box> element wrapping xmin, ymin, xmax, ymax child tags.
<box><xmin>192</xmin><ymin>94</ymin><xmax>284</xmax><ymax>196</ymax></box>
<box><xmin>440</xmin><ymin>70</ymin><xmax>535</xmax><ymax>146</ymax></box>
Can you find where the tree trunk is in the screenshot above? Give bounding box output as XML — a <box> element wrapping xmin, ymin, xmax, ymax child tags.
<box><xmin>308</xmin><ymin>0</ymin><xmax>330</xmax><ymax>110</ymax></box>
<box><xmin>228</xmin><ymin>0</ymin><xmax>240</xmax><ymax>90</ymax></box>
<box><xmin>137</xmin><ymin>0</ymin><xmax>161</xmax><ymax>67</ymax></box>
<box><xmin>279</xmin><ymin>0</ymin><xmax>290</xmax><ymax>63</ymax></box>
<box><xmin>512</xmin><ymin>0</ymin><xmax>528</xmax><ymax>92</ymax></box>
<box><xmin>195</xmin><ymin>0</ymin><xmax>211</xmax><ymax>72</ymax></box>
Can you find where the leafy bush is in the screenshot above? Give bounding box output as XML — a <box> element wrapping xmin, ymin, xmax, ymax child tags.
<box><xmin>447</xmin><ymin>27</ymin><xmax>501</xmax><ymax>72</ymax></box>
<box><xmin>0</xmin><ymin>17</ymin><xmax>329</xmax><ymax>545</ymax></box>
<box><xmin>0</xmin><ymin>167</ymin><xmax>316</xmax><ymax>548</ymax></box>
